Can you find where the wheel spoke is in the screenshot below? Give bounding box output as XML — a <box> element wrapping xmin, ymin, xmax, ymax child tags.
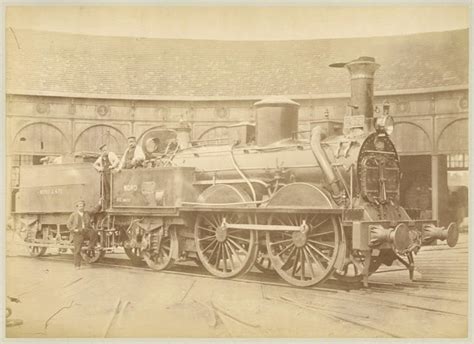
<box><xmin>304</xmin><ymin>246</ymin><xmax>326</xmax><ymax>272</ymax></box>
<box><xmin>227</xmin><ymin>228</ymin><xmax>247</xmax><ymax>235</ymax></box>
<box><xmin>307</xmin><ymin>239</ymin><xmax>335</xmax><ymax>249</ymax></box>
<box><xmin>275</xmin><ymin>241</ymin><xmax>294</xmax><ymax>257</ymax></box>
<box><xmin>302</xmin><ymin>249</ymin><xmax>315</xmax><ymax>278</ymax></box>
<box><xmin>306</xmin><ymin>242</ymin><xmax>331</xmax><ymax>262</ymax></box>
<box><xmin>211</xmin><ymin>214</ymin><xmax>223</xmax><ymax>228</ymax></box>
<box><xmin>215</xmin><ymin>243</ymin><xmax>222</xmax><ymax>269</ymax></box>
<box><xmin>197</xmin><ymin>226</ymin><xmax>216</xmax><ymax>234</ymax></box>
<box><xmin>227</xmin><ymin>234</ymin><xmax>250</xmax><ymax>243</ymax></box>
<box><xmin>222</xmin><ymin>244</ymin><xmax>228</xmax><ymax>272</ymax></box>
<box><xmin>300</xmin><ymin>249</ymin><xmax>306</xmax><ymax>280</ymax></box>
<box><xmin>224</xmin><ymin>243</ymin><xmax>235</xmax><ymax>270</ymax></box>
<box><xmin>307</xmin><ymin>230</ymin><xmax>334</xmax><ymax>238</ymax></box>
<box><xmin>207</xmin><ymin>241</ymin><xmax>220</xmax><ymax>263</ymax></box>
<box><xmin>201</xmin><ymin>239</ymin><xmax>218</xmax><ymax>254</ymax></box>
<box><xmin>227</xmin><ymin>241</ymin><xmax>243</xmax><ymax>264</ymax></box>
<box><xmin>198</xmin><ymin>235</ymin><xmax>216</xmax><ymax>242</ymax></box>
<box><xmin>309</xmin><ymin>217</ymin><xmax>330</xmax><ymax>230</ymax></box>
<box><xmin>291</xmin><ymin>248</ymin><xmax>300</xmax><ymax>277</ymax></box>
<box><xmin>227</xmin><ymin>237</ymin><xmax>246</xmax><ymax>252</ymax></box>
<box><xmin>276</xmin><ymin>217</ymin><xmax>288</xmax><ymax>226</ymax></box>
<box><xmin>281</xmin><ymin>245</ymin><xmax>297</xmax><ymax>270</ymax></box>
<box><xmin>202</xmin><ymin>217</ymin><xmax>218</xmax><ymax>230</ymax></box>
<box><xmin>269</xmin><ymin>238</ymin><xmax>294</xmax><ymax>246</ymax></box>
<box><xmin>287</xmin><ymin>215</ymin><xmax>297</xmax><ymax>226</ymax></box>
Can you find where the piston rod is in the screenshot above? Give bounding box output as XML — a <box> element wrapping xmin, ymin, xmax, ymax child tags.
<box><xmin>221</xmin><ymin>219</ymin><xmax>307</xmax><ymax>232</ymax></box>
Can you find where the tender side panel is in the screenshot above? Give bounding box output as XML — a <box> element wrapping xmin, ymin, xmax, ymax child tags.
<box><xmin>112</xmin><ymin>167</ymin><xmax>197</xmax><ymax>208</ymax></box>
<box><xmin>15</xmin><ymin>163</ymin><xmax>100</xmax><ymax>213</ymax></box>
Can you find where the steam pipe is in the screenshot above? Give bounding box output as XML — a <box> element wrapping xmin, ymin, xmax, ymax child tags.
<box><xmin>310</xmin><ymin>126</ymin><xmax>343</xmax><ymax>201</ymax></box>
<box><xmin>230</xmin><ymin>143</ymin><xmax>257</xmax><ymax>202</ymax></box>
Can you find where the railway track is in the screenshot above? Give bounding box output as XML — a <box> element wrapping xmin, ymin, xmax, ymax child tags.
<box><xmin>9</xmin><ymin>241</ymin><xmax>468</xmax><ymax>305</ymax></box>
<box><xmin>7</xmin><ymin>233</ymin><xmax>468</xmax><ymax>338</ymax></box>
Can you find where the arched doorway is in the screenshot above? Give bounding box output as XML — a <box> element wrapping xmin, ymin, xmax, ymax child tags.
<box><xmin>391</xmin><ymin>121</ymin><xmax>431</xmax><ymax>155</ymax></box>
<box><xmin>74</xmin><ymin>125</ymin><xmax>127</xmax><ymax>154</ymax></box>
<box><xmin>437</xmin><ymin>118</ymin><xmax>469</xmax><ymax>228</ymax></box>
<box><xmin>12</xmin><ymin>122</ymin><xmax>69</xmax><ymax>155</ymax></box>
<box><xmin>437</xmin><ymin>118</ymin><xmax>468</xmax><ymax>154</ymax></box>
<box><xmin>9</xmin><ymin>122</ymin><xmax>70</xmax><ymax>213</ymax></box>
<box><xmin>391</xmin><ymin>122</ymin><xmax>433</xmax><ymax>219</ymax></box>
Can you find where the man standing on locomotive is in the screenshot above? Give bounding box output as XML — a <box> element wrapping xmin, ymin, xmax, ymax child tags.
<box><xmin>115</xmin><ymin>136</ymin><xmax>145</xmax><ymax>170</ymax></box>
<box><xmin>93</xmin><ymin>144</ymin><xmax>119</xmax><ymax>209</ymax></box>
<box><xmin>67</xmin><ymin>200</ymin><xmax>100</xmax><ymax>270</ymax></box>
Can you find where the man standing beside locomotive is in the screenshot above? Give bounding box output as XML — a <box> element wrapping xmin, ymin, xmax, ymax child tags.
<box><xmin>115</xmin><ymin>136</ymin><xmax>146</xmax><ymax>171</ymax></box>
<box><xmin>93</xmin><ymin>144</ymin><xmax>120</xmax><ymax>209</ymax></box>
<box><xmin>67</xmin><ymin>200</ymin><xmax>100</xmax><ymax>270</ymax></box>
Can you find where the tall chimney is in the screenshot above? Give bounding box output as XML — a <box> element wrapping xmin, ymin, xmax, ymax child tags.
<box><xmin>331</xmin><ymin>56</ymin><xmax>380</xmax><ymax>132</ymax></box>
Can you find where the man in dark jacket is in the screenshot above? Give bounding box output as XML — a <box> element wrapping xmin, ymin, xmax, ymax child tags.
<box><xmin>66</xmin><ymin>200</ymin><xmax>100</xmax><ymax>269</ymax></box>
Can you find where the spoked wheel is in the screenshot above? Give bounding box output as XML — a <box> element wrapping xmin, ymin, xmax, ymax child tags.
<box><xmin>81</xmin><ymin>247</ymin><xmax>105</xmax><ymax>264</ymax></box>
<box><xmin>25</xmin><ymin>225</ymin><xmax>47</xmax><ymax>257</ymax></box>
<box><xmin>16</xmin><ymin>221</ymin><xmax>47</xmax><ymax>257</ymax></box>
<box><xmin>194</xmin><ymin>212</ymin><xmax>258</xmax><ymax>278</ymax></box>
<box><xmin>124</xmin><ymin>247</ymin><xmax>144</xmax><ymax>266</ymax></box>
<box><xmin>266</xmin><ymin>213</ymin><xmax>341</xmax><ymax>287</ymax></box>
<box><xmin>333</xmin><ymin>251</ymin><xmax>383</xmax><ymax>283</ymax></box>
<box><xmin>28</xmin><ymin>245</ymin><xmax>47</xmax><ymax>257</ymax></box>
<box><xmin>143</xmin><ymin>227</ymin><xmax>178</xmax><ymax>271</ymax></box>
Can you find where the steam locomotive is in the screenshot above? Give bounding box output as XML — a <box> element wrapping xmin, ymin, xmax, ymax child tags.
<box><xmin>12</xmin><ymin>56</ymin><xmax>459</xmax><ymax>287</ymax></box>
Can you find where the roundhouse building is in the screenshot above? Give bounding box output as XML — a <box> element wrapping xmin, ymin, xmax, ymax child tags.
<box><xmin>6</xmin><ymin>29</ymin><xmax>468</xmax><ymax>226</ymax></box>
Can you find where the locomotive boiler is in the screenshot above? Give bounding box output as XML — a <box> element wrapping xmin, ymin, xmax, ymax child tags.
<box><xmin>12</xmin><ymin>56</ymin><xmax>459</xmax><ymax>287</ymax></box>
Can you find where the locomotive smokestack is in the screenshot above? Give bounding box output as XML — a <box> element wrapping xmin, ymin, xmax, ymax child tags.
<box><xmin>331</xmin><ymin>56</ymin><xmax>380</xmax><ymax>132</ymax></box>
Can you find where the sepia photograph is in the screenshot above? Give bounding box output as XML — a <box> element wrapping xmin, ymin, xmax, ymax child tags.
<box><xmin>3</xmin><ymin>3</ymin><xmax>470</xmax><ymax>340</ymax></box>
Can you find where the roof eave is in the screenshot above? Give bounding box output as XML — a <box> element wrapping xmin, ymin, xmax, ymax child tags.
<box><xmin>6</xmin><ymin>84</ymin><xmax>468</xmax><ymax>102</ymax></box>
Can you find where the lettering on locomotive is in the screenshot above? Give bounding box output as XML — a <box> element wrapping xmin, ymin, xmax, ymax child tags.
<box><xmin>39</xmin><ymin>188</ymin><xmax>63</xmax><ymax>195</ymax></box>
<box><xmin>123</xmin><ymin>184</ymin><xmax>138</xmax><ymax>192</ymax></box>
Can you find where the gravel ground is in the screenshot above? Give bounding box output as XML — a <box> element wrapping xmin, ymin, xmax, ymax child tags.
<box><xmin>5</xmin><ymin>231</ymin><xmax>469</xmax><ymax>339</ymax></box>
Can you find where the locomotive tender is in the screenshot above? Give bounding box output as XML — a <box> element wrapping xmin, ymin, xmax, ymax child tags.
<box><xmin>12</xmin><ymin>56</ymin><xmax>459</xmax><ymax>287</ymax></box>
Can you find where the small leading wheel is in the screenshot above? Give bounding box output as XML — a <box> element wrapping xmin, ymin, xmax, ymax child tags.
<box><xmin>124</xmin><ymin>247</ymin><xmax>144</xmax><ymax>266</ymax></box>
<box><xmin>26</xmin><ymin>227</ymin><xmax>47</xmax><ymax>257</ymax></box>
<box><xmin>266</xmin><ymin>213</ymin><xmax>341</xmax><ymax>287</ymax></box>
<box><xmin>28</xmin><ymin>244</ymin><xmax>47</xmax><ymax>257</ymax></box>
<box><xmin>142</xmin><ymin>227</ymin><xmax>178</xmax><ymax>271</ymax></box>
<box><xmin>194</xmin><ymin>212</ymin><xmax>258</xmax><ymax>278</ymax></box>
<box><xmin>333</xmin><ymin>251</ymin><xmax>383</xmax><ymax>283</ymax></box>
<box><xmin>81</xmin><ymin>247</ymin><xmax>105</xmax><ymax>264</ymax></box>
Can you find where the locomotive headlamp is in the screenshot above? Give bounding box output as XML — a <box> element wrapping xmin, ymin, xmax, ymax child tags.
<box><xmin>374</xmin><ymin>115</ymin><xmax>395</xmax><ymax>135</ymax></box>
<box><xmin>145</xmin><ymin>138</ymin><xmax>160</xmax><ymax>153</ymax></box>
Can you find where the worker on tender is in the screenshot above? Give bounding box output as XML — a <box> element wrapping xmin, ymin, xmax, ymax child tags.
<box><xmin>66</xmin><ymin>200</ymin><xmax>100</xmax><ymax>270</ymax></box>
<box><xmin>93</xmin><ymin>144</ymin><xmax>119</xmax><ymax>208</ymax></box>
<box><xmin>116</xmin><ymin>136</ymin><xmax>145</xmax><ymax>170</ymax></box>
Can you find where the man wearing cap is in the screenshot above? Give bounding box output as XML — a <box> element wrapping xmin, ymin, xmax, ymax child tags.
<box><xmin>93</xmin><ymin>144</ymin><xmax>119</xmax><ymax>208</ymax></box>
<box><xmin>116</xmin><ymin>136</ymin><xmax>146</xmax><ymax>170</ymax></box>
<box><xmin>67</xmin><ymin>200</ymin><xmax>100</xmax><ymax>270</ymax></box>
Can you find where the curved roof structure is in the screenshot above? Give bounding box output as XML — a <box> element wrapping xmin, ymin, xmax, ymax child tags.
<box><xmin>6</xmin><ymin>29</ymin><xmax>468</xmax><ymax>100</ymax></box>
